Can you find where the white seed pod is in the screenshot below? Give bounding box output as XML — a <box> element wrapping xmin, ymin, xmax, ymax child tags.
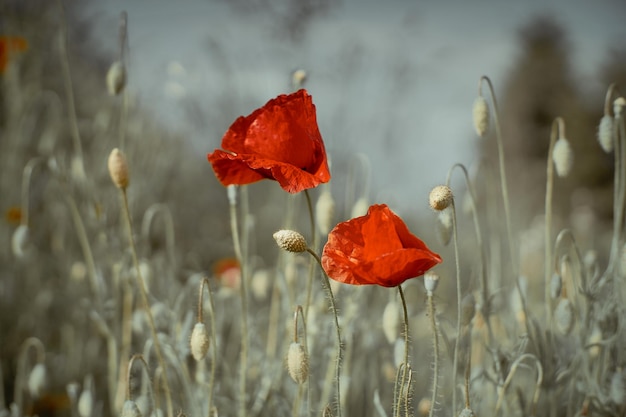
<box><xmin>382</xmin><ymin>300</ymin><xmax>401</xmax><ymax>344</ymax></box>
<box><xmin>121</xmin><ymin>400</ymin><xmax>143</xmax><ymax>417</ymax></box>
<box><xmin>78</xmin><ymin>388</ymin><xmax>94</xmax><ymax>417</ymax></box>
<box><xmin>554</xmin><ymin>298</ymin><xmax>574</xmax><ymax>335</ymax></box>
<box><xmin>552</xmin><ymin>137</ymin><xmax>574</xmax><ymax>178</ymax></box>
<box><xmin>460</xmin><ymin>293</ymin><xmax>476</xmax><ymax>327</ymax></box>
<box><xmin>614</xmin><ymin>97</ymin><xmax>626</xmax><ymax>118</ymax></box>
<box><xmin>190</xmin><ymin>322</ymin><xmax>210</xmax><ymax>361</ymax></box>
<box><xmin>11</xmin><ymin>224</ymin><xmax>30</xmax><ymax>258</ymax></box>
<box><xmin>273</xmin><ymin>230</ymin><xmax>307</xmax><ymax>253</ymax></box>
<box><xmin>610</xmin><ymin>369</ymin><xmax>625</xmax><ymax>405</ymax></box>
<box><xmin>435</xmin><ymin>208</ymin><xmax>453</xmax><ymax>246</ymax></box>
<box><xmin>472</xmin><ymin>96</ymin><xmax>490</xmax><ymax>137</ymax></box>
<box><xmin>316</xmin><ymin>189</ymin><xmax>336</xmax><ymax>235</ymax></box>
<box><xmin>291</xmin><ymin>69</ymin><xmax>307</xmax><ymax>90</ymax></box>
<box><xmin>106</xmin><ymin>61</ymin><xmax>127</xmax><ymax>96</ymax></box>
<box><xmin>424</xmin><ymin>271</ymin><xmax>440</xmax><ymax>295</ymax></box>
<box><xmin>108</xmin><ymin>148</ymin><xmax>129</xmax><ymax>189</ymax></box>
<box><xmin>550</xmin><ymin>273</ymin><xmax>562</xmax><ymax>300</ymax></box>
<box><xmin>598</xmin><ymin>115</ymin><xmax>614</xmax><ymax>153</ymax></box>
<box><xmin>27</xmin><ymin>363</ymin><xmax>47</xmax><ymax>398</ymax></box>
<box><xmin>286</xmin><ymin>342</ymin><xmax>309</xmax><ymax>384</ymax></box>
<box><xmin>350</xmin><ymin>196</ymin><xmax>369</xmax><ymax>218</ymax></box>
<box><xmin>429</xmin><ymin>185</ymin><xmax>453</xmax><ymax>211</ymax></box>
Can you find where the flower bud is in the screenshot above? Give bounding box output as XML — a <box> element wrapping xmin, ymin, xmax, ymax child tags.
<box><xmin>106</xmin><ymin>61</ymin><xmax>126</xmax><ymax>96</ymax></box>
<box><xmin>286</xmin><ymin>342</ymin><xmax>309</xmax><ymax>384</ymax></box>
<box><xmin>552</xmin><ymin>137</ymin><xmax>574</xmax><ymax>177</ymax></box>
<box><xmin>190</xmin><ymin>322</ymin><xmax>210</xmax><ymax>361</ymax></box>
<box><xmin>554</xmin><ymin>298</ymin><xmax>574</xmax><ymax>335</ymax></box>
<box><xmin>78</xmin><ymin>388</ymin><xmax>94</xmax><ymax>417</ymax></box>
<box><xmin>429</xmin><ymin>185</ymin><xmax>453</xmax><ymax>211</ymax></box>
<box><xmin>614</xmin><ymin>97</ymin><xmax>626</xmax><ymax>118</ymax></box>
<box><xmin>472</xmin><ymin>96</ymin><xmax>490</xmax><ymax>137</ymax></box>
<box><xmin>273</xmin><ymin>230</ymin><xmax>307</xmax><ymax>253</ymax></box>
<box><xmin>424</xmin><ymin>271</ymin><xmax>440</xmax><ymax>295</ymax></box>
<box><xmin>291</xmin><ymin>69</ymin><xmax>307</xmax><ymax>90</ymax></box>
<box><xmin>598</xmin><ymin>115</ymin><xmax>614</xmax><ymax>153</ymax></box>
<box><xmin>28</xmin><ymin>363</ymin><xmax>47</xmax><ymax>398</ymax></box>
<box><xmin>108</xmin><ymin>148</ymin><xmax>129</xmax><ymax>189</ymax></box>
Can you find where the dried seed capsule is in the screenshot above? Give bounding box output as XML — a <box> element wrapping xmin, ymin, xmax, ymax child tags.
<box><xmin>429</xmin><ymin>185</ymin><xmax>453</xmax><ymax>211</ymax></box>
<box><xmin>273</xmin><ymin>230</ymin><xmax>307</xmax><ymax>253</ymax></box>
<box><xmin>78</xmin><ymin>389</ymin><xmax>94</xmax><ymax>417</ymax></box>
<box><xmin>190</xmin><ymin>322</ymin><xmax>210</xmax><ymax>361</ymax></box>
<box><xmin>108</xmin><ymin>148</ymin><xmax>129</xmax><ymax>189</ymax></box>
<box><xmin>106</xmin><ymin>61</ymin><xmax>127</xmax><ymax>96</ymax></box>
<box><xmin>28</xmin><ymin>363</ymin><xmax>47</xmax><ymax>398</ymax></box>
<box><xmin>286</xmin><ymin>342</ymin><xmax>309</xmax><ymax>384</ymax></box>
<box><xmin>472</xmin><ymin>96</ymin><xmax>490</xmax><ymax>137</ymax></box>
<box><xmin>424</xmin><ymin>271</ymin><xmax>440</xmax><ymax>295</ymax></box>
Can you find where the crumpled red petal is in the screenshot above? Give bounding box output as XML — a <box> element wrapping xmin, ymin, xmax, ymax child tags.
<box><xmin>208</xmin><ymin>89</ymin><xmax>330</xmax><ymax>193</ymax></box>
<box><xmin>321</xmin><ymin>204</ymin><xmax>442</xmax><ymax>287</ymax></box>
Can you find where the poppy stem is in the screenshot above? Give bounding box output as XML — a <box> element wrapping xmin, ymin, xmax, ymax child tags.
<box><xmin>304</xmin><ymin>190</ymin><xmax>317</xmax><ymax>322</ymax></box>
<box><xmin>450</xmin><ymin>198</ymin><xmax>462</xmax><ymax>417</ymax></box>
<box><xmin>426</xmin><ymin>292</ymin><xmax>439</xmax><ymax>417</ymax></box>
<box><xmin>393</xmin><ymin>285</ymin><xmax>410</xmax><ymax>417</ymax></box>
<box><xmin>227</xmin><ymin>186</ymin><xmax>250</xmax><ymax>417</ymax></box>
<box><xmin>119</xmin><ymin>189</ymin><xmax>174</xmax><ymax>417</ymax></box>
<box><xmin>306</xmin><ymin>248</ymin><xmax>342</xmax><ymax>417</ymax></box>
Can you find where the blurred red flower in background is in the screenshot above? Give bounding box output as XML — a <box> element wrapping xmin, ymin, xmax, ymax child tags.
<box><xmin>0</xmin><ymin>36</ymin><xmax>28</xmax><ymax>74</ymax></box>
<box><xmin>208</xmin><ymin>89</ymin><xmax>330</xmax><ymax>193</ymax></box>
<box><xmin>322</xmin><ymin>204</ymin><xmax>442</xmax><ymax>287</ymax></box>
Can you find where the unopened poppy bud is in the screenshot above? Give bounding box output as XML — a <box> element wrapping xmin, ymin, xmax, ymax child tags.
<box><xmin>286</xmin><ymin>342</ymin><xmax>309</xmax><ymax>384</ymax></box>
<box><xmin>472</xmin><ymin>96</ymin><xmax>490</xmax><ymax>137</ymax></box>
<box><xmin>12</xmin><ymin>224</ymin><xmax>30</xmax><ymax>258</ymax></box>
<box><xmin>28</xmin><ymin>363</ymin><xmax>47</xmax><ymax>398</ymax></box>
<box><xmin>106</xmin><ymin>61</ymin><xmax>126</xmax><ymax>96</ymax></box>
<box><xmin>190</xmin><ymin>322</ymin><xmax>210</xmax><ymax>361</ymax></box>
<box><xmin>382</xmin><ymin>300</ymin><xmax>401</xmax><ymax>344</ymax></box>
<box><xmin>316</xmin><ymin>189</ymin><xmax>335</xmax><ymax>235</ymax></box>
<box><xmin>429</xmin><ymin>185</ymin><xmax>453</xmax><ymax>211</ymax></box>
<box><xmin>273</xmin><ymin>230</ymin><xmax>307</xmax><ymax>253</ymax></box>
<box><xmin>435</xmin><ymin>209</ymin><xmax>453</xmax><ymax>246</ymax></box>
<box><xmin>291</xmin><ymin>69</ymin><xmax>307</xmax><ymax>90</ymax></box>
<box><xmin>424</xmin><ymin>271</ymin><xmax>439</xmax><ymax>295</ymax></box>
<box><xmin>554</xmin><ymin>298</ymin><xmax>574</xmax><ymax>335</ymax></box>
<box><xmin>598</xmin><ymin>115</ymin><xmax>614</xmax><ymax>153</ymax></box>
<box><xmin>460</xmin><ymin>293</ymin><xmax>476</xmax><ymax>327</ymax></box>
<box><xmin>552</xmin><ymin>137</ymin><xmax>574</xmax><ymax>177</ymax></box>
<box><xmin>351</xmin><ymin>196</ymin><xmax>369</xmax><ymax>218</ymax></box>
<box><xmin>121</xmin><ymin>400</ymin><xmax>143</xmax><ymax>417</ymax></box>
<box><xmin>108</xmin><ymin>148</ymin><xmax>129</xmax><ymax>189</ymax></box>
<box><xmin>614</xmin><ymin>97</ymin><xmax>626</xmax><ymax>118</ymax></box>
<box><xmin>550</xmin><ymin>273</ymin><xmax>562</xmax><ymax>300</ymax></box>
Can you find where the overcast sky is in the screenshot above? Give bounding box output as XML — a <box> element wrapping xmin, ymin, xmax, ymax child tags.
<box><xmin>87</xmin><ymin>0</ymin><xmax>626</xmax><ymax>213</ymax></box>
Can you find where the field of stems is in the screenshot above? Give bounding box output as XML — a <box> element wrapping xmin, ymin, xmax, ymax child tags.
<box><xmin>2</xmin><ymin>3</ymin><xmax>626</xmax><ymax>417</ymax></box>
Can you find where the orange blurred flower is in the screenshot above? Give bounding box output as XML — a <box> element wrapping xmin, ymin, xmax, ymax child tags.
<box><xmin>5</xmin><ymin>206</ymin><xmax>22</xmax><ymax>225</ymax></box>
<box><xmin>0</xmin><ymin>36</ymin><xmax>28</xmax><ymax>73</ymax></box>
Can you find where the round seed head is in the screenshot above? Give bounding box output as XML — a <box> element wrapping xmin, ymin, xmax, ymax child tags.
<box><xmin>429</xmin><ymin>185</ymin><xmax>453</xmax><ymax>211</ymax></box>
<box><xmin>472</xmin><ymin>96</ymin><xmax>490</xmax><ymax>137</ymax></box>
<box><xmin>552</xmin><ymin>137</ymin><xmax>574</xmax><ymax>178</ymax></box>
<box><xmin>273</xmin><ymin>230</ymin><xmax>307</xmax><ymax>253</ymax></box>
<box><xmin>460</xmin><ymin>293</ymin><xmax>476</xmax><ymax>327</ymax></box>
<box><xmin>435</xmin><ymin>208</ymin><xmax>453</xmax><ymax>246</ymax></box>
<box><xmin>286</xmin><ymin>342</ymin><xmax>309</xmax><ymax>384</ymax></box>
<box><xmin>614</xmin><ymin>97</ymin><xmax>626</xmax><ymax>117</ymax></box>
<box><xmin>382</xmin><ymin>300</ymin><xmax>401</xmax><ymax>344</ymax></box>
<box><xmin>315</xmin><ymin>189</ymin><xmax>336</xmax><ymax>235</ymax></box>
<box><xmin>106</xmin><ymin>61</ymin><xmax>127</xmax><ymax>96</ymax></box>
<box><xmin>554</xmin><ymin>298</ymin><xmax>574</xmax><ymax>335</ymax></box>
<box><xmin>598</xmin><ymin>115</ymin><xmax>614</xmax><ymax>153</ymax></box>
<box><xmin>190</xmin><ymin>322</ymin><xmax>210</xmax><ymax>361</ymax></box>
<box><xmin>350</xmin><ymin>196</ymin><xmax>369</xmax><ymax>218</ymax></box>
<box><xmin>121</xmin><ymin>400</ymin><xmax>143</xmax><ymax>417</ymax></box>
<box><xmin>423</xmin><ymin>271</ymin><xmax>440</xmax><ymax>295</ymax></box>
<box><xmin>108</xmin><ymin>148</ymin><xmax>129</xmax><ymax>189</ymax></box>
<box><xmin>550</xmin><ymin>273</ymin><xmax>562</xmax><ymax>300</ymax></box>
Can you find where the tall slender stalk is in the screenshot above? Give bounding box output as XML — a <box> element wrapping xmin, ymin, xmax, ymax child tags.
<box><xmin>393</xmin><ymin>286</ymin><xmax>410</xmax><ymax>417</ymax></box>
<box><xmin>449</xmin><ymin>198</ymin><xmax>462</xmax><ymax>417</ymax></box>
<box><xmin>198</xmin><ymin>278</ymin><xmax>218</xmax><ymax>416</ymax></box>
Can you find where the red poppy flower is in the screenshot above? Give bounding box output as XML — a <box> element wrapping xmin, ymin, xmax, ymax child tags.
<box><xmin>208</xmin><ymin>89</ymin><xmax>330</xmax><ymax>194</ymax></box>
<box><xmin>321</xmin><ymin>204</ymin><xmax>442</xmax><ymax>287</ymax></box>
<box><xmin>0</xmin><ymin>36</ymin><xmax>28</xmax><ymax>74</ymax></box>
